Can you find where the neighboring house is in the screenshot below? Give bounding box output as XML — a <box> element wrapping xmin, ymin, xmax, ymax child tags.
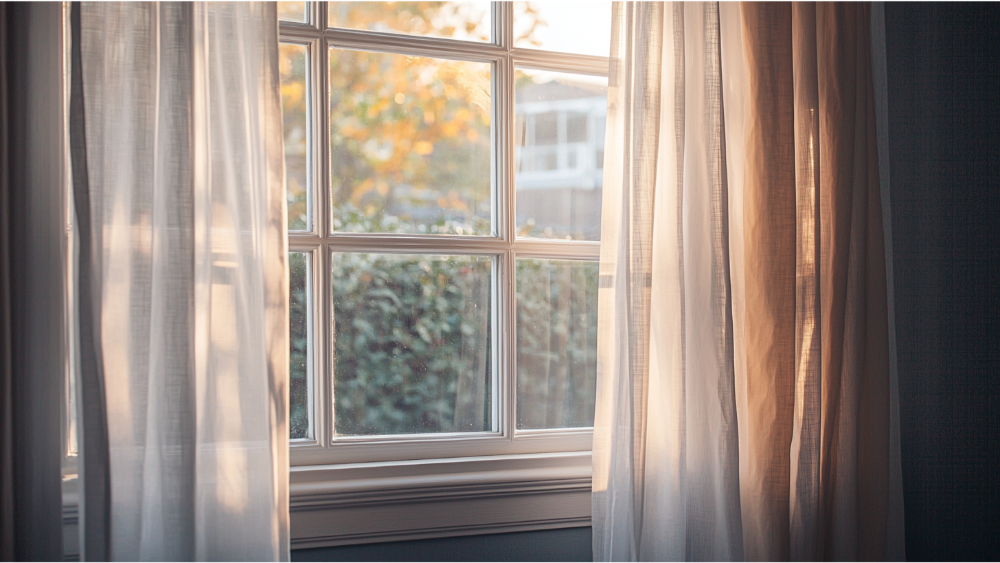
<box><xmin>515</xmin><ymin>78</ymin><xmax>606</xmax><ymax>240</ymax></box>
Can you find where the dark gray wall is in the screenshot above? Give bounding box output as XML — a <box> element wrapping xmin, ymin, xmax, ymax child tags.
<box><xmin>886</xmin><ymin>3</ymin><xmax>1000</xmax><ymax>561</ymax></box>
<box><xmin>292</xmin><ymin>527</ymin><xmax>592</xmax><ymax>562</ymax></box>
<box><xmin>5</xmin><ymin>4</ymin><xmax>68</xmax><ymax>561</ymax></box>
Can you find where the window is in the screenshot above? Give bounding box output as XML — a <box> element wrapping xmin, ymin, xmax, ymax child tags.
<box><xmin>278</xmin><ymin>2</ymin><xmax>608</xmax><ymax>470</ymax></box>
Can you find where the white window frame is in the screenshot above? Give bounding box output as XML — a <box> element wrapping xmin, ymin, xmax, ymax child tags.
<box><xmin>282</xmin><ymin>2</ymin><xmax>607</xmax><ymax>547</ymax></box>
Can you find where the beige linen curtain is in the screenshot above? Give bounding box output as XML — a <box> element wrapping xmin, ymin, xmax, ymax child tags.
<box><xmin>70</xmin><ymin>3</ymin><xmax>289</xmax><ymax>560</ymax></box>
<box><xmin>592</xmin><ymin>2</ymin><xmax>904</xmax><ymax>560</ymax></box>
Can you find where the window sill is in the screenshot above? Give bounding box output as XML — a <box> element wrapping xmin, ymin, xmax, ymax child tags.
<box><xmin>290</xmin><ymin>451</ymin><xmax>593</xmax><ymax>548</ymax></box>
<box><xmin>61</xmin><ymin>451</ymin><xmax>593</xmax><ymax>557</ymax></box>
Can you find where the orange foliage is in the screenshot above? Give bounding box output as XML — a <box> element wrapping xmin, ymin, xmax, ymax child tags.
<box><xmin>281</xmin><ymin>3</ymin><xmax>543</xmax><ymax>229</ymax></box>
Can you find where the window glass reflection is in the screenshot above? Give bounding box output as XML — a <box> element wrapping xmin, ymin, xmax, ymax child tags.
<box><xmin>280</xmin><ymin>43</ymin><xmax>310</xmax><ymax>231</ymax></box>
<box><xmin>333</xmin><ymin>253</ymin><xmax>492</xmax><ymax>436</ymax></box>
<box><xmin>516</xmin><ymin>259</ymin><xmax>598</xmax><ymax>430</ymax></box>
<box><xmin>329</xmin><ymin>2</ymin><xmax>491</xmax><ymax>42</ymax></box>
<box><xmin>329</xmin><ymin>49</ymin><xmax>492</xmax><ymax>235</ymax></box>
<box><xmin>289</xmin><ymin>252</ymin><xmax>312</xmax><ymax>440</ymax></box>
<box><xmin>513</xmin><ymin>1</ymin><xmax>612</xmax><ymax>56</ymax></box>
<box><xmin>278</xmin><ymin>1</ymin><xmax>307</xmax><ymax>23</ymax></box>
<box><xmin>515</xmin><ymin>69</ymin><xmax>607</xmax><ymax>240</ymax></box>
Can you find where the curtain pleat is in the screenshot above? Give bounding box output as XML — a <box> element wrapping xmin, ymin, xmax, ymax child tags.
<box><xmin>680</xmin><ymin>4</ymin><xmax>744</xmax><ymax>560</ymax></box>
<box><xmin>70</xmin><ymin>4</ymin><xmax>113</xmax><ymax>560</ymax></box>
<box><xmin>593</xmin><ymin>3</ymin><xmax>904</xmax><ymax>561</ymax></box>
<box><xmin>593</xmin><ymin>3</ymin><xmax>743</xmax><ymax>560</ymax></box>
<box><xmin>72</xmin><ymin>3</ymin><xmax>288</xmax><ymax>560</ymax></box>
<box><xmin>788</xmin><ymin>4</ymin><xmax>822</xmax><ymax>560</ymax></box>
<box><xmin>869</xmin><ymin>5</ymin><xmax>907</xmax><ymax>559</ymax></box>
<box><xmin>814</xmin><ymin>5</ymin><xmax>891</xmax><ymax>559</ymax></box>
<box><xmin>739</xmin><ymin>4</ymin><xmax>797</xmax><ymax>560</ymax></box>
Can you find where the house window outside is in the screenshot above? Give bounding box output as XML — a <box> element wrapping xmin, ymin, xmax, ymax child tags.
<box><xmin>278</xmin><ymin>1</ymin><xmax>609</xmax><ymax>466</ymax></box>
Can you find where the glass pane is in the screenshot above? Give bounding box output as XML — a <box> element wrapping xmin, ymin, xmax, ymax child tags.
<box><xmin>290</xmin><ymin>252</ymin><xmax>313</xmax><ymax>440</ymax></box>
<box><xmin>65</xmin><ymin>340</ymin><xmax>78</xmax><ymax>457</ymax></box>
<box><xmin>328</xmin><ymin>2</ymin><xmax>491</xmax><ymax>42</ymax></box>
<box><xmin>516</xmin><ymin>259</ymin><xmax>598</xmax><ymax>429</ymax></box>
<box><xmin>278</xmin><ymin>1</ymin><xmax>307</xmax><ymax>23</ymax></box>
<box><xmin>329</xmin><ymin>49</ymin><xmax>492</xmax><ymax>235</ymax></box>
<box><xmin>333</xmin><ymin>253</ymin><xmax>492</xmax><ymax>436</ymax></box>
<box><xmin>515</xmin><ymin>69</ymin><xmax>607</xmax><ymax>240</ymax></box>
<box><xmin>513</xmin><ymin>1</ymin><xmax>613</xmax><ymax>57</ymax></box>
<box><xmin>280</xmin><ymin>43</ymin><xmax>310</xmax><ymax>231</ymax></box>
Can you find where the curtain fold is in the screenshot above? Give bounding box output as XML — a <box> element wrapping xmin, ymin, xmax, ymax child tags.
<box><xmin>787</xmin><ymin>4</ymin><xmax>822</xmax><ymax>559</ymax></box>
<box><xmin>738</xmin><ymin>4</ymin><xmax>797</xmax><ymax>560</ymax></box>
<box><xmin>593</xmin><ymin>2</ymin><xmax>904</xmax><ymax>561</ymax></box>
<box><xmin>6</xmin><ymin>4</ymin><xmax>71</xmax><ymax>560</ymax></box>
<box><xmin>592</xmin><ymin>4</ymin><xmax>743</xmax><ymax>560</ymax></box>
<box><xmin>71</xmin><ymin>2</ymin><xmax>288</xmax><ymax>560</ymax></box>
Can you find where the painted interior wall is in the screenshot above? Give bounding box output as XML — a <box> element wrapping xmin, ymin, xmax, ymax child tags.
<box><xmin>291</xmin><ymin>528</ymin><xmax>592</xmax><ymax>562</ymax></box>
<box><xmin>885</xmin><ymin>2</ymin><xmax>1000</xmax><ymax>561</ymax></box>
<box><xmin>291</xmin><ymin>3</ymin><xmax>1000</xmax><ymax>561</ymax></box>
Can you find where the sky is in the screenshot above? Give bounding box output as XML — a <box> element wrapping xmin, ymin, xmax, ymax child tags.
<box><xmin>514</xmin><ymin>1</ymin><xmax>613</xmax><ymax>58</ymax></box>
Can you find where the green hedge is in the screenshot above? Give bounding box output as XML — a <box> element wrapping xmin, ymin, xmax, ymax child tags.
<box><xmin>289</xmin><ymin>215</ymin><xmax>598</xmax><ymax>439</ymax></box>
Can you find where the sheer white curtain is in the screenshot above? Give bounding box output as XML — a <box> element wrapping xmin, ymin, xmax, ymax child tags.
<box><xmin>70</xmin><ymin>3</ymin><xmax>288</xmax><ymax>560</ymax></box>
<box><xmin>592</xmin><ymin>3</ymin><xmax>904</xmax><ymax>561</ymax></box>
